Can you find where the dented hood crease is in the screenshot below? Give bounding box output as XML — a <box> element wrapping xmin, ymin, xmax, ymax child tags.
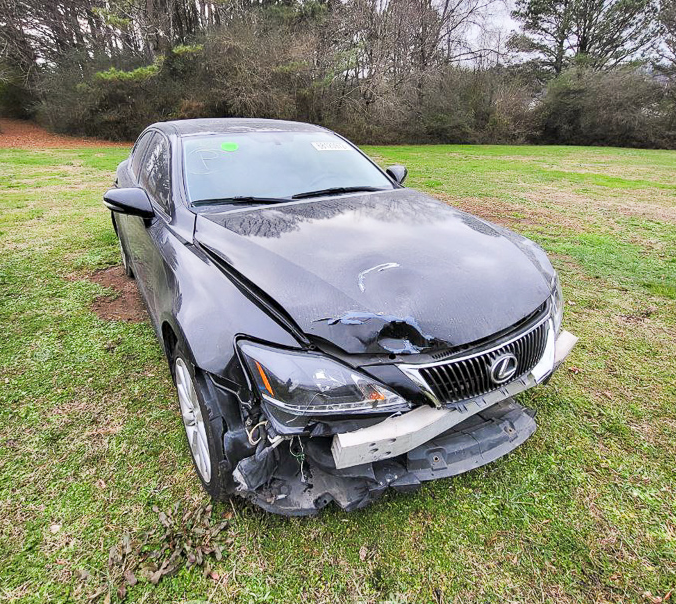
<box><xmin>193</xmin><ymin>189</ymin><xmax>553</xmax><ymax>354</ymax></box>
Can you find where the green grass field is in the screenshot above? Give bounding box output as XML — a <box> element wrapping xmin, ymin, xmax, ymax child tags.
<box><xmin>0</xmin><ymin>143</ymin><xmax>674</xmax><ymax>603</ymax></box>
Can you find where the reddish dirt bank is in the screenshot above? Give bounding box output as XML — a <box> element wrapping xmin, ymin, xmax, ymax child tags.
<box><xmin>90</xmin><ymin>266</ymin><xmax>147</xmax><ymax>323</ymax></box>
<box><xmin>0</xmin><ymin>118</ymin><xmax>130</xmax><ymax>149</ymax></box>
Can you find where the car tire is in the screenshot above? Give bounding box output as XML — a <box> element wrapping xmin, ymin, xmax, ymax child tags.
<box><xmin>172</xmin><ymin>345</ymin><xmax>230</xmax><ymax>500</ymax></box>
<box><xmin>118</xmin><ymin>237</ymin><xmax>134</xmax><ymax>279</ymax></box>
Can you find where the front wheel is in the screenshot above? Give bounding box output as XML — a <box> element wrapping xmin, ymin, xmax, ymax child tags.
<box><xmin>173</xmin><ymin>347</ymin><xmax>230</xmax><ymax>499</ymax></box>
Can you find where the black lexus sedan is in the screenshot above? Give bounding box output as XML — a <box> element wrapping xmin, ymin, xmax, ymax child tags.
<box><xmin>104</xmin><ymin>118</ymin><xmax>577</xmax><ymax>515</ymax></box>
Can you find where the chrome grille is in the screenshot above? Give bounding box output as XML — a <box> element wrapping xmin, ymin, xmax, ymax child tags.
<box><xmin>404</xmin><ymin>319</ymin><xmax>549</xmax><ymax>405</ymax></box>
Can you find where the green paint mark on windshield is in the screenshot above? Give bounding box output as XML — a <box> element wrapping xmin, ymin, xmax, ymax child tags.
<box><xmin>220</xmin><ymin>142</ymin><xmax>239</xmax><ymax>152</ymax></box>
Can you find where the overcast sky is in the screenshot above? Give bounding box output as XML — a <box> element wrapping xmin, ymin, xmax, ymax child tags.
<box><xmin>464</xmin><ymin>0</ymin><xmax>520</xmax><ymax>61</ymax></box>
<box><xmin>486</xmin><ymin>0</ymin><xmax>519</xmax><ymax>39</ymax></box>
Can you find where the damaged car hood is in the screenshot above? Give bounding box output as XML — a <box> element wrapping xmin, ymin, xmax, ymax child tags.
<box><xmin>193</xmin><ymin>189</ymin><xmax>553</xmax><ymax>354</ymax></box>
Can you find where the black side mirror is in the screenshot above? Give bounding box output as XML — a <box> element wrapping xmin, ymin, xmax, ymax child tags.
<box><xmin>103</xmin><ymin>188</ymin><xmax>155</xmax><ymax>219</ymax></box>
<box><xmin>386</xmin><ymin>165</ymin><xmax>407</xmax><ymax>185</ymax></box>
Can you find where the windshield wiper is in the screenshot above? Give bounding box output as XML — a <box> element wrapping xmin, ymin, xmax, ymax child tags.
<box><xmin>192</xmin><ymin>196</ymin><xmax>288</xmax><ymax>207</ymax></box>
<box><xmin>291</xmin><ymin>186</ymin><xmax>387</xmax><ymax>200</ymax></box>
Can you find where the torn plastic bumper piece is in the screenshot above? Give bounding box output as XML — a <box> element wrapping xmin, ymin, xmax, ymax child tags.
<box><xmin>554</xmin><ymin>329</ymin><xmax>577</xmax><ymax>369</ymax></box>
<box><xmin>405</xmin><ymin>399</ymin><xmax>535</xmax><ymax>481</ymax></box>
<box><xmin>236</xmin><ymin>398</ymin><xmax>536</xmax><ymax>515</ymax></box>
<box><xmin>232</xmin><ymin>442</ymin><xmax>278</xmax><ymax>491</ymax></box>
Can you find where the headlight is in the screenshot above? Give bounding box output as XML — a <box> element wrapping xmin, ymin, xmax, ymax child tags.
<box><xmin>550</xmin><ymin>272</ymin><xmax>564</xmax><ymax>334</ymax></box>
<box><xmin>239</xmin><ymin>341</ymin><xmax>410</xmax><ymax>415</ymax></box>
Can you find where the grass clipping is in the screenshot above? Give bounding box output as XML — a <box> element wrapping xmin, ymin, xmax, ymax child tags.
<box><xmin>100</xmin><ymin>503</ymin><xmax>230</xmax><ymax>601</ymax></box>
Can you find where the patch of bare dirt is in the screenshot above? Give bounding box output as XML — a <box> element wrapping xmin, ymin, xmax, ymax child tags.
<box><xmin>619</xmin><ymin>305</ymin><xmax>659</xmax><ymax>324</ymax></box>
<box><xmin>438</xmin><ymin>192</ymin><xmax>587</xmax><ymax>232</ymax></box>
<box><xmin>89</xmin><ymin>266</ymin><xmax>147</xmax><ymax>322</ymax></box>
<box><xmin>628</xmin><ymin>417</ymin><xmax>676</xmax><ymax>450</ymax></box>
<box><xmin>436</xmin><ymin>193</ymin><xmax>523</xmax><ymax>224</ymax></box>
<box><xmin>0</xmin><ymin>117</ymin><xmax>130</xmax><ymax>149</ymax></box>
<box><xmin>525</xmin><ymin>185</ymin><xmax>676</xmax><ymax>225</ymax></box>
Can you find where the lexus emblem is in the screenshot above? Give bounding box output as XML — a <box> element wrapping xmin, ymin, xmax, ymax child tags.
<box><xmin>489</xmin><ymin>353</ymin><xmax>518</xmax><ymax>385</ymax></box>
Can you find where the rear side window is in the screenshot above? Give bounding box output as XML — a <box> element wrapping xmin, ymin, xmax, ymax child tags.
<box><xmin>131</xmin><ymin>131</ymin><xmax>154</xmax><ymax>179</ymax></box>
<box><xmin>140</xmin><ymin>133</ymin><xmax>172</xmax><ymax>214</ymax></box>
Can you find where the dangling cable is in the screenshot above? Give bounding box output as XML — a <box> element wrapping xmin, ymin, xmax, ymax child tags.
<box><xmin>246</xmin><ymin>420</ymin><xmax>268</xmax><ymax>446</ymax></box>
<box><xmin>290</xmin><ymin>436</ymin><xmax>307</xmax><ymax>483</ymax></box>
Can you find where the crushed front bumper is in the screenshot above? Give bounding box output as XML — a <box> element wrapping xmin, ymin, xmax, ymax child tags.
<box><xmin>243</xmin><ymin>397</ymin><xmax>535</xmax><ymax>515</ymax></box>
<box><xmin>235</xmin><ymin>329</ymin><xmax>578</xmax><ymax>515</ymax></box>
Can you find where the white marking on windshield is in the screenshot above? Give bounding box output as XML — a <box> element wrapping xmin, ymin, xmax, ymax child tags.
<box><xmin>187</xmin><ymin>148</ymin><xmax>222</xmax><ymax>174</ymax></box>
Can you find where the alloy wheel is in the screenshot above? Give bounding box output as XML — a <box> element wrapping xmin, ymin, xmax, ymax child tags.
<box><xmin>175</xmin><ymin>357</ymin><xmax>212</xmax><ymax>482</ymax></box>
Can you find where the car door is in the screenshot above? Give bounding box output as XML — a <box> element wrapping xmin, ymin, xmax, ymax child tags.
<box><xmin>125</xmin><ymin>131</ymin><xmax>173</xmax><ymax>328</ymax></box>
<box><xmin>116</xmin><ymin>130</ymin><xmax>154</xmax><ymax>263</ymax></box>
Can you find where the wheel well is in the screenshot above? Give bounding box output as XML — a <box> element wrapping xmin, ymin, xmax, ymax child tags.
<box><xmin>162</xmin><ymin>322</ymin><xmax>178</xmax><ymax>364</ymax></box>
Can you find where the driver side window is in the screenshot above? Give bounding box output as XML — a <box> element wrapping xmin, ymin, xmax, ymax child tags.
<box><xmin>131</xmin><ymin>131</ymin><xmax>154</xmax><ymax>179</ymax></box>
<box><xmin>139</xmin><ymin>133</ymin><xmax>172</xmax><ymax>215</ymax></box>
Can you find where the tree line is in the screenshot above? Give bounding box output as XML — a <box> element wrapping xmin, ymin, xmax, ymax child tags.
<box><xmin>1</xmin><ymin>0</ymin><xmax>675</xmax><ymax>147</ymax></box>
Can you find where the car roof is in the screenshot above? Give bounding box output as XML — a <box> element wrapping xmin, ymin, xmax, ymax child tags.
<box><xmin>150</xmin><ymin>118</ymin><xmax>327</xmax><ymax>137</ymax></box>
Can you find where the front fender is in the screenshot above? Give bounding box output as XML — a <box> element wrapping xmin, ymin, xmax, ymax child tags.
<box><xmin>155</xmin><ymin>232</ymin><xmax>301</xmax><ymax>377</ymax></box>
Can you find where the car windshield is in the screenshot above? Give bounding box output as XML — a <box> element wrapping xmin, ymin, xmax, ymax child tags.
<box><xmin>181</xmin><ymin>131</ymin><xmax>394</xmax><ymax>204</ymax></box>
